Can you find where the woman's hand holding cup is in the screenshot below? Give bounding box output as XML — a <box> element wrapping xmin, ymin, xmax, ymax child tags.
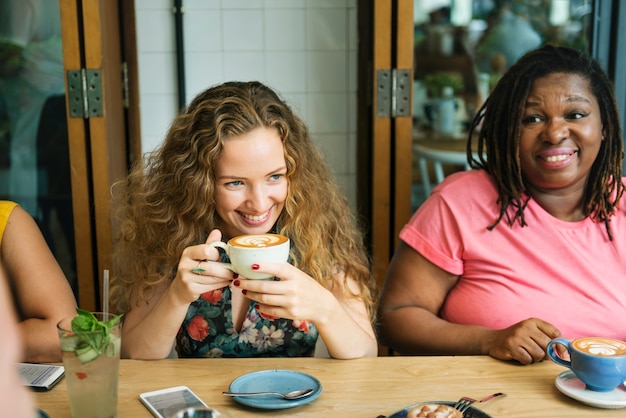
<box><xmin>205</xmin><ymin>234</ymin><xmax>290</xmax><ymax>280</ymax></box>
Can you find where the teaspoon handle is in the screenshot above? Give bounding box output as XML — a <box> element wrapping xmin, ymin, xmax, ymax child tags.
<box><xmin>222</xmin><ymin>391</ymin><xmax>275</xmax><ymax>397</ymax></box>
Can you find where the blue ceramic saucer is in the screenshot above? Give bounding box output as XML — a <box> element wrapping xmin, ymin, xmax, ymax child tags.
<box><xmin>227</xmin><ymin>369</ymin><xmax>322</xmax><ymax>409</ymax></box>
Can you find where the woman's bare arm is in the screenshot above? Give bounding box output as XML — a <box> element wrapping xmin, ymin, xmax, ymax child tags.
<box><xmin>377</xmin><ymin>241</ymin><xmax>561</xmax><ymax>364</ymax></box>
<box><xmin>377</xmin><ymin>241</ymin><xmax>490</xmax><ymax>355</ymax></box>
<box><xmin>0</xmin><ymin>264</ymin><xmax>36</xmax><ymax>415</ymax></box>
<box><xmin>2</xmin><ymin>205</ymin><xmax>77</xmax><ymax>363</ymax></box>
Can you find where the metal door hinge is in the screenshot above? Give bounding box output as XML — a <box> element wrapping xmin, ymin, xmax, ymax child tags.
<box><xmin>67</xmin><ymin>69</ymin><xmax>103</xmax><ymax>118</ymax></box>
<box><xmin>376</xmin><ymin>69</ymin><xmax>411</xmax><ymax>118</ymax></box>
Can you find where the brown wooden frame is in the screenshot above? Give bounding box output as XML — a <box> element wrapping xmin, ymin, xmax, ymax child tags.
<box><xmin>358</xmin><ymin>0</ymin><xmax>413</xmax><ymax>291</ymax></box>
<box><xmin>59</xmin><ymin>0</ymin><xmax>135</xmax><ymax>311</ymax></box>
<box><xmin>358</xmin><ymin>0</ymin><xmax>413</xmax><ymax>355</ymax></box>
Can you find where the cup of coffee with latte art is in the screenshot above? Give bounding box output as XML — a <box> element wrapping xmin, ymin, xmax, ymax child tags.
<box><xmin>207</xmin><ymin>234</ymin><xmax>290</xmax><ymax>280</ymax></box>
<box><xmin>547</xmin><ymin>337</ymin><xmax>626</xmax><ymax>392</ymax></box>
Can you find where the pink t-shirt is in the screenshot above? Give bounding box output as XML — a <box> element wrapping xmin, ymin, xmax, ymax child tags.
<box><xmin>400</xmin><ymin>170</ymin><xmax>626</xmax><ymax>340</ymax></box>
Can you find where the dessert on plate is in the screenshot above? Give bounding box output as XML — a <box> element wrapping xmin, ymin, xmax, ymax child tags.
<box><xmin>406</xmin><ymin>403</ymin><xmax>463</xmax><ymax>418</ymax></box>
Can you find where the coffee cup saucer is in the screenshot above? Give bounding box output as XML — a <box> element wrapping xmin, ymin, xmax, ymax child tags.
<box><xmin>555</xmin><ymin>370</ymin><xmax>626</xmax><ymax>409</ymax></box>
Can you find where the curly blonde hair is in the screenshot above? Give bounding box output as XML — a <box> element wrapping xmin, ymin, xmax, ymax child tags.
<box><xmin>110</xmin><ymin>81</ymin><xmax>376</xmax><ymax>320</ymax></box>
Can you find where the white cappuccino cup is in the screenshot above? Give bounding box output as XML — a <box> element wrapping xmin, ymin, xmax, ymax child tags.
<box><xmin>207</xmin><ymin>234</ymin><xmax>290</xmax><ymax>280</ymax></box>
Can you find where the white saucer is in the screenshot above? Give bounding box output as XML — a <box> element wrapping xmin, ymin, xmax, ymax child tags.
<box><xmin>555</xmin><ymin>370</ymin><xmax>626</xmax><ymax>409</ymax></box>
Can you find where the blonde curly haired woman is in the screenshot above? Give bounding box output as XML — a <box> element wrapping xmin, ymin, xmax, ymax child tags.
<box><xmin>111</xmin><ymin>81</ymin><xmax>377</xmax><ymax>360</ymax></box>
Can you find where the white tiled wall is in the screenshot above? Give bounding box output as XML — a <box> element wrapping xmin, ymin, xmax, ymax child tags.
<box><xmin>134</xmin><ymin>0</ymin><xmax>358</xmax><ymax>208</ymax></box>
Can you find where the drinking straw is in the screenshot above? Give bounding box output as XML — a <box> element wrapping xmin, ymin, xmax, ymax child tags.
<box><xmin>103</xmin><ymin>269</ymin><xmax>110</xmax><ymax>317</ymax></box>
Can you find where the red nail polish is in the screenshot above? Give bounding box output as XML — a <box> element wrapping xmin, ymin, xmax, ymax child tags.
<box><xmin>233</xmin><ymin>279</ymin><xmax>240</xmax><ymax>287</ymax></box>
<box><xmin>254</xmin><ymin>303</ymin><xmax>259</xmax><ymax>310</ymax></box>
<box><xmin>233</xmin><ymin>273</ymin><xmax>239</xmax><ymax>279</ymax></box>
<box><xmin>252</xmin><ymin>264</ymin><xmax>260</xmax><ymax>270</ymax></box>
<box><xmin>242</xmin><ymin>289</ymin><xmax>247</xmax><ymax>295</ymax></box>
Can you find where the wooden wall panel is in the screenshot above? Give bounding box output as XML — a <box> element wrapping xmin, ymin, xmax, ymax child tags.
<box><xmin>58</xmin><ymin>0</ymin><xmax>130</xmax><ymax>310</ymax></box>
<box><xmin>59</xmin><ymin>0</ymin><xmax>96</xmax><ymax>310</ymax></box>
<box><xmin>371</xmin><ymin>0</ymin><xmax>392</xmax><ymax>290</ymax></box>
<box><xmin>393</xmin><ymin>0</ymin><xmax>414</xmax><ymax>245</ymax></box>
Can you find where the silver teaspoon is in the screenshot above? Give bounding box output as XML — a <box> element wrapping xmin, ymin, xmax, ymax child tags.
<box><xmin>222</xmin><ymin>388</ymin><xmax>314</xmax><ymax>400</ymax></box>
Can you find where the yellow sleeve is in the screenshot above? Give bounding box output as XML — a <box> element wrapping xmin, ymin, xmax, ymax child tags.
<box><xmin>0</xmin><ymin>200</ymin><xmax>19</xmax><ymax>245</ymax></box>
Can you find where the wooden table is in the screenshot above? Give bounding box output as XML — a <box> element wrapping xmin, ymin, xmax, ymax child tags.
<box><xmin>34</xmin><ymin>356</ymin><xmax>625</xmax><ymax>417</ymax></box>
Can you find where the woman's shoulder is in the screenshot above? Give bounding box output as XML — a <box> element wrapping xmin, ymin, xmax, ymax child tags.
<box><xmin>432</xmin><ymin>169</ymin><xmax>497</xmax><ymax>198</ymax></box>
<box><xmin>412</xmin><ymin>169</ymin><xmax>499</xmax><ymax>224</ymax></box>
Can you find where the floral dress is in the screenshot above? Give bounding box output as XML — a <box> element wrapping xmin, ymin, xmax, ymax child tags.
<box><xmin>176</xmin><ymin>284</ymin><xmax>318</xmax><ymax>358</ymax></box>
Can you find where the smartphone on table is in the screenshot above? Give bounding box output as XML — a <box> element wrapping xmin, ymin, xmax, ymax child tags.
<box><xmin>139</xmin><ymin>385</ymin><xmax>212</xmax><ymax>418</ymax></box>
<box><xmin>18</xmin><ymin>363</ymin><xmax>65</xmax><ymax>391</ymax></box>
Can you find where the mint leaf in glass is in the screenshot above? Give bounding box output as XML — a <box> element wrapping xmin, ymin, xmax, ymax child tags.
<box><xmin>68</xmin><ymin>308</ymin><xmax>123</xmax><ymax>363</ymax></box>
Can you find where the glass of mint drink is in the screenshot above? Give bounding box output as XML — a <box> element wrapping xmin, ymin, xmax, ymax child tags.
<box><xmin>57</xmin><ymin>308</ymin><xmax>123</xmax><ymax>418</ymax></box>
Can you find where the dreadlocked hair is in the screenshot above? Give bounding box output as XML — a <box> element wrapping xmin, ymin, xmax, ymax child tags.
<box><xmin>467</xmin><ymin>44</ymin><xmax>624</xmax><ymax>240</ymax></box>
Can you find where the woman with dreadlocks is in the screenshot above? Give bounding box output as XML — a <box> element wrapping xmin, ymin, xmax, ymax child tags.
<box><xmin>377</xmin><ymin>44</ymin><xmax>626</xmax><ymax>365</ymax></box>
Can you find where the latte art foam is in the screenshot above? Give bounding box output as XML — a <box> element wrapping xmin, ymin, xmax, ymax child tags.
<box><xmin>229</xmin><ymin>234</ymin><xmax>288</xmax><ymax>248</ymax></box>
<box><xmin>573</xmin><ymin>337</ymin><xmax>626</xmax><ymax>357</ymax></box>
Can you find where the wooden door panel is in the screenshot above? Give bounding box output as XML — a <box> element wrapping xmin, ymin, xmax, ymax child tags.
<box><xmin>82</xmin><ymin>0</ymin><xmax>127</xmax><ymax>287</ymax></box>
<box><xmin>59</xmin><ymin>0</ymin><xmax>96</xmax><ymax>310</ymax></box>
<box><xmin>363</xmin><ymin>0</ymin><xmax>413</xmax><ymax>356</ymax></box>
<box><xmin>59</xmin><ymin>0</ymin><xmax>130</xmax><ymax>311</ymax></box>
<box><xmin>371</xmin><ymin>0</ymin><xmax>392</xmax><ymax>289</ymax></box>
<box><xmin>369</xmin><ymin>0</ymin><xmax>414</xmax><ymax>289</ymax></box>
<box><xmin>393</xmin><ymin>0</ymin><xmax>414</xmax><ymax>244</ymax></box>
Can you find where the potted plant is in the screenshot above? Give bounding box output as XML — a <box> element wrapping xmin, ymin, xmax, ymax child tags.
<box><xmin>423</xmin><ymin>72</ymin><xmax>464</xmax><ymax>98</ymax></box>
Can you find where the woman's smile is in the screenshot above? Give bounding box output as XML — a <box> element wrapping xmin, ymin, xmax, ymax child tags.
<box><xmin>239</xmin><ymin>209</ymin><xmax>271</xmax><ymax>224</ymax></box>
<box><xmin>536</xmin><ymin>148</ymin><xmax>578</xmax><ymax>169</ymax></box>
